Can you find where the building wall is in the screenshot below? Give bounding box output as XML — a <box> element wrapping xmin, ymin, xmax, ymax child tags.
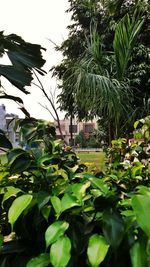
<box><xmin>0</xmin><ymin>104</ymin><xmax>6</xmax><ymax>130</ymax></box>
<box><xmin>55</xmin><ymin>117</ymin><xmax>98</xmax><ymax>145</ymax></box>
<box><xmin>0</xmin><ymin>104</ymin><xmax>21</xmax><ymax>147</ymax></box>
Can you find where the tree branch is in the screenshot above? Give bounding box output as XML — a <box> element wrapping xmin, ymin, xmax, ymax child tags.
<box><xmin>33</xmin><ymin>70</ymin><xmax>68</xmax><ymax>144</ymax></box>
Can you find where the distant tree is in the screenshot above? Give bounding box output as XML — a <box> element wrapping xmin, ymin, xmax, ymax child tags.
<box><xmin>87</xmin><ymin>135</ymin><xmax>99</xmax><ymax>148</ymax></box>
<box><xmin>75</xmin><ymin>130</ymin><xmax>87</xmax><ymax>148</ymax></box>
<box><xmin>52</xmin><ymin>0</ymin><xmax>150</xmax><ymax>142</ymax></box>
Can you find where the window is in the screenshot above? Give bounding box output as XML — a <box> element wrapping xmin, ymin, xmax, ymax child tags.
<box><xmin>15</xmin><ymin>133</ymin><xmax>20</xmax><ymax>142</ymax></box>
<box><xmin>84</xmin><ymin>124</ymin><xmax>94</xmax><ymax>133</ymax></box>
<box><xmin>69</xmin><ymin>125</ymin><xmax>77</xmax><ymax>133</ymax></box>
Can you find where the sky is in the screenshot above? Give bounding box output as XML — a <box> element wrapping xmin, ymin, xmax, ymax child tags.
<box><xmin>0</xmin><ymin>0</ymin><xmax>71</xmax><ymax>120</ymax></box>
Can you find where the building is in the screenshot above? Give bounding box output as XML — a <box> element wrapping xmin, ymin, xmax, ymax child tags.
<box><xmin>0</xmin><ymin>104</ymin><xmax>6</xmax><ymax>130</ymax></box>
<box><xmin>0</xmin><ymin>104</ymin><xmax>98</xmax><ymax>147</ymax></box>
<box><xmin>55</xmin><ymin>117</ymin><xmax>98</xmax><ymax>145</ymax></box>
<box><xmin>0</xmin><ymin>104</ymin><xmax>21</xmax><ymax>147</ymax></box>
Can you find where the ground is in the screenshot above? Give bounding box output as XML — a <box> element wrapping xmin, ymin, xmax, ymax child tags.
<box><xmin>77</xmin><ymin>151</ymin><xmax>105</xmax><ymax>172</ymax></box>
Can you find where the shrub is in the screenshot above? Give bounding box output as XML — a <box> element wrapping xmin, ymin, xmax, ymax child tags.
<box><xmin>0</xmin><ymin>117</ymin><xmax>150</xmax><ymax>266</ymax></box>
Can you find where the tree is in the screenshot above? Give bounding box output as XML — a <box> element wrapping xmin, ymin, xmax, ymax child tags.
<box><xmin>52</xmin><ymin>0</ymin><xmax>150</xmax><ymax>143</ymax></box>
<box><xmin>75</xmin><ymin>130</ymin><xmax>87</xmax><ymax>148</ymax></box>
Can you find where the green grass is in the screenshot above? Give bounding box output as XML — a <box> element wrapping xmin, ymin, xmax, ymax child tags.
<box><xmin>77</xmin><ymin>152</ymin><xmax>105</xmax><ymax>172</ymax></box>
<box><xmin>0</xmin><ymin>154</ymin><xmax>7</xmax><ymax>164</ymax></box>
<box><xmin>0</xmin><ymin>152</ymin><xmax>106</xmax><ymax>172</ymax></box>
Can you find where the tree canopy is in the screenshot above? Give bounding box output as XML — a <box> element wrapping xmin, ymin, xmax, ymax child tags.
<box><xmin>52</xmin><ymin>0</ymin><xmax>150</xmax><ymax>142</ymax></box>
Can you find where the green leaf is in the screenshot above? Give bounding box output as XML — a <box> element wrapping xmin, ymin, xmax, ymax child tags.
<box><xmin>37</xmin><ymin>154</ymin><xmax>52</xmax><ymax>168</ymax></box>
<box><xmin>136</xmin><ymin>185</ymin><xmax>150</xmax><ymax>196</ymax></box>
<box><xmin>102</xmin><ymin>210</ymin><xmax>124</xmax><ymax>249</ymax></box>
<box><xmin>134</xmin><ymin>120</ymin><xmax>139</xmax><ymax>129</ymax></box>
<box><xmin>8</xmin><ymin>194</ymin><xmax>33</xmax><ymax>228</ymax></box>
<box><xmin>0</xmin><ymin>65</ymin><xmax>32</xmax><ymax>93</ymax></box>
<box><xmin>0</xmin><ymin>33</ymin><xmax>45</xmax><ymax>92</ymax></box>
<box><xmin>61</xmin><ymin>193</ymin><xmax>80</xmax><ymax>212</ymax></box>
<box><xmin>7</xmin><ymin>148</ymin><xmax>26</xmax><ymax>163</ymax></box>
<box><xmin>50</xmin><ymin>236</ymin><xmax>71</xmax><ymax>267</ymax></box>
<box><xmin>0</xmin><ymin>133</ymin><xmax>12</xmax><ymax>149</ymax></box>
<box><xmin>9</xmin><ymin>154</ymin><xmax>31</xmax><ymax>173</ymax></box>
<box><xmin>132</xmin><ymin>164</ymin><xmax>144</xmax><ymax>177</ymax></box>
<box><xmin>87</xmin><ymin>234</ymin><xmax>109</xmax><ymax>267</ymax></box>
<box><xmin>2</xmin><ymin>186</ymin><xmax>22</xmax><ymax>205</ymax></box>
<box><xmin>36</xmin><ymin>191</ymin><xmax>50</xmax><ymax>210</ymax></box>
<box><xmin>0</xmin><ymin>94</ymin><xmax>23</xmax><ymax>104</ymax></box>
<box><xmin>130</xmin><ymin>241</ymin><xmax>147</xmax><ymax>267</ymax></box>
<box><xmin>0</xmin><ymin>234</ymin><xmax>3</xmax><ymax>248</ymax></box>
<box><xmin>26</xmin><ymin>253</ymin><xmax>49</xmax><ymax>267</ymax></box>
<box><xmin>89</xmin><ymin>177</ymin><xmax>109</xmax><ymax>194</ymax></box>
<box><xmin>41</xmin><ymin>205</ymin><xmax>51</xmax><ymax>222</ymax></box>
<box><xmin>113</xmin><ymin>13</ymin><xmax>144</xmax><ymax>79</ymax></box>
<box><xmin>145</xmin><ymin>130</ymin><xmax>150</xmax><ymax>139</ymax></box>
<box><xmin>50</xmin><ymin>196</ymin><xmax>61</xmax><ymax>215</ymax></box>
<box><xmin>132</xmin><ymin>194</ymin><xmax>150</xmax><ymax>237</ymax></box>
<box><xmin>71</xmin><ymin>181</ymin><xmax>91</xmax><ymax>202</ymax></box>
<box><xmin>45</xmin><ymin>220</ymin><xmax>69</xmax><ymax>248</ymax></box>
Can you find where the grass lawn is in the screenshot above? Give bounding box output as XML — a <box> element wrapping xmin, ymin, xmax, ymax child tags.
<box><xmin>0</xmin><ymin>152</ymin><xmax>106</xmax><ymax>172</ymax></box>
<box><xmin>77</xmin><ymin>151</ymin><xmax>106</xmax><ymax>172</ymax></box>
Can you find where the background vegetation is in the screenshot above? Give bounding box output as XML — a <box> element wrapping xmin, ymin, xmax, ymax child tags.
<box><xmin>0</xmin><ymin>1</ymin><xmax>150</xmax><ymax>266</ymax></box>
<box><xmin>52</xmin><ymin>0</ymin><xmax>150</xmax><ymax>143</ymax></box>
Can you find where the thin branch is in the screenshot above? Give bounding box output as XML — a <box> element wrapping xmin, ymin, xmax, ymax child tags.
<box><xmin>39</xmin><ymin>103</ymin><xmax>56</xmax><ymax>121</ymax></box>
<box><xmin>0</xmin><ymin>148</ymin><xmax>7</xmax><ymax>153</ymax></box>
<box><xmin>33</xmin><ymin>70</ymin><xmax>68</xmax><ymax>144</ymax></box>
<box><xmin>47</xmin><ymin>38</ymin><xmax>59</xmax><ymax>48</ymax></box>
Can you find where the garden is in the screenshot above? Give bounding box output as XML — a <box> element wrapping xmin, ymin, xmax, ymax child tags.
<box><xmin>0</xmin><ymin>114</ymin><xmax>150</xmax><ymax>267</ymax></box>
<box><xmin>0</xmin><ymin>0</ymin><xmax>150</xmax><ymax>266</ymax></box>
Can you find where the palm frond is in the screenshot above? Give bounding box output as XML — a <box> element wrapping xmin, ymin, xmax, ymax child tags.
<box><xmin>113</xmin><ymin>12</ymin><xmax>144</xmax><ymax>80</ymax></box>
<box><xmin>66</xmin><ymin>58</ymin><xmax>133</xmax><ymax>130</ymax></box>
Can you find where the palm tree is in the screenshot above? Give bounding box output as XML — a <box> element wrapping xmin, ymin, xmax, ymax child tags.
<box><xmin>63</xmin><ymin>9</ymin><xmax>144</xmax><ymax>143</ymax></box>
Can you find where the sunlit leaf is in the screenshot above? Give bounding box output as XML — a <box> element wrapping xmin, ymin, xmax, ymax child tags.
<box><xmin>71</xmin><ymin>181</ymin><xmax>91</xmax><ymax>202</ymax></box>
<box><xmin>26</xmin><ymin>253</ymin><xmax>49</xmax><ymax>267</ymax></box>
<box><xmin>45</xmin><ymin>220</ymin><xmax>69</xmax><ymax>248</ymax></box>
<box><xmin>8</xmin><ymin>194</ymin><xmax>33</xmax><ymax>228</ymax></box>
<box><xmin>61</xmin><ymin>193</ymin><xmax>80</xmax><ymax>212</ymax></box>
<box><xmin>50</xmin><ymin>236</ymin><xmax>71</xmax><ymax>267</ymax></box>
<box><xmin>130</xmin><ymin>241</ymin><xmax>147</xmax><ymax>267</ymax></box>
<box><xmin>50</xmin><ymin>196</ymin><xmax>61</xmax><ymax>215</ymax></box>
<box><xmin>87</xmin><ymin>234</ymin><xmax>109</xmax><ymax>267</ymax></box>
<box><xmin>89</xmin><ymin>177</ymin><xmax>109</xmax><ymax>194</ymax></box>
<box><xmin>2</xmin><ymin>186</ymin><xmax>22</xmax><ymax>205</ymax></box>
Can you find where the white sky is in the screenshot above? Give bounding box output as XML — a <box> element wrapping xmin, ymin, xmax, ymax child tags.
<box><xmin>0</xmin><ymin>0</ymin><xmax>71</xmax><ymax>120</ymax></box>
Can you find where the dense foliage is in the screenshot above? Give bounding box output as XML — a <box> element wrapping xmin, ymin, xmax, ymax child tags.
<box><xmin>0</xmin><ymin>116</ymin><xmax>150</xmax><ymax>266</ymax></box>
<box><xmin>0</xmin><ymin>8</ymin><xmax>150</xmax><ymax>266</ymax></box>
<box><xmin>52</xmin><ymin>0</ymin><xmax>150</xmax><ymax>141</ymax></box>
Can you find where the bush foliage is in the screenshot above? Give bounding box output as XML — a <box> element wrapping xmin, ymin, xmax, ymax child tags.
<box><xmin>0</xmin><ymin>116</ymin><xmax>150</xmax><ymax>266</ymax></box>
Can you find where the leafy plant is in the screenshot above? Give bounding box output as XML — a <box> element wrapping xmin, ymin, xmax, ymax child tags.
<box><xmin>1</xmin><ymin>116</ymin><xmax>150</xmax><ymax>266</ymax></box>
